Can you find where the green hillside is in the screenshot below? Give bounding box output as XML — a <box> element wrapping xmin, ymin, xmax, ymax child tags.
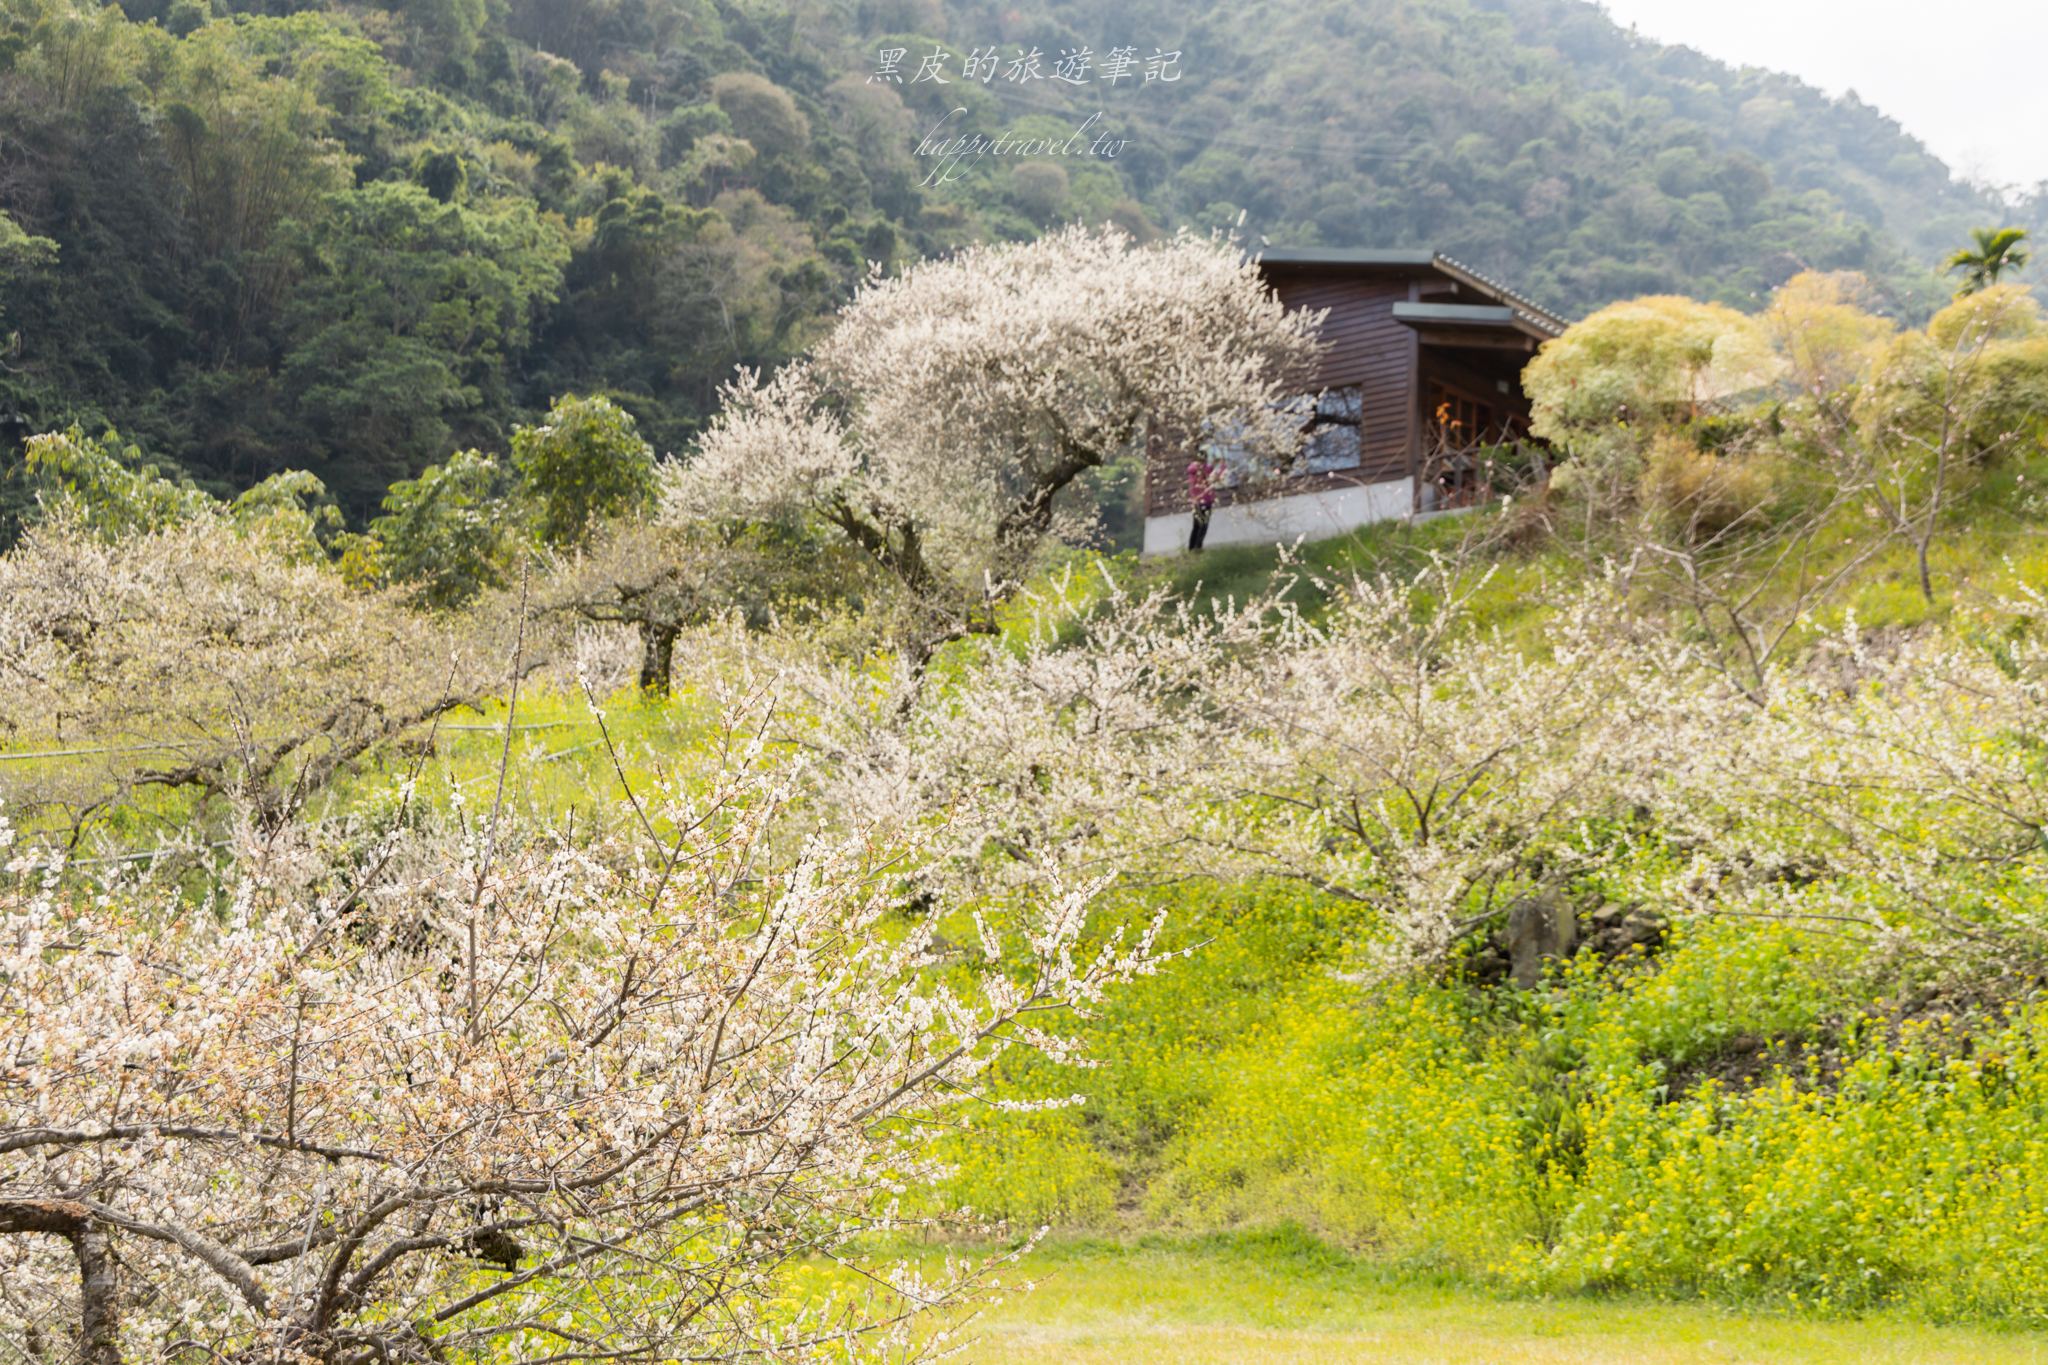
<box><xmin>926</xmin><ymin>0</ymin><xmax>2026</xmax><ymax>310</ymax></box>
<box><xmin>0</xmin><ymin>0</ymin><xmax>2036</xmax><ymax>518</ymax></box>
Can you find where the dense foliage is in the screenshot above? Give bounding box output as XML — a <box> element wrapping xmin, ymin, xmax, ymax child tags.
<box><xmin>3</xmin><ymin>0</ymin><xmax>2044</xmax><ymax>525</ymax></box>
<box><xmin>0</xmin><ymin>0</ymin><xmax>869</xmax><ymax>516</ymax></box>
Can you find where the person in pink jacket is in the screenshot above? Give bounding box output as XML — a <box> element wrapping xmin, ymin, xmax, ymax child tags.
<box><xmin>1186</xmin><ymin>458</ymin><xmax>1223</xmax><ymax>552</ymax></box>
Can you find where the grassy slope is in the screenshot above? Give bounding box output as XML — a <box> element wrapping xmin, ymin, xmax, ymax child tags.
<box><xmin>946</xmin><ymin>1235</ymin><xmax>2048</xmax><ymax>1364</ymax></box>
<box><xmin>1135</xmin><ymin>448</ymin><xmax>2048</xmax><ymax>643</ymax></box>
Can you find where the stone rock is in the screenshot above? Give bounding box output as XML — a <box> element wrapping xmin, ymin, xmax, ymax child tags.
<box><xmin>1506</xmin><ymin>893</ymin><xmax>1577</xmax><ymax>989</ymax></box>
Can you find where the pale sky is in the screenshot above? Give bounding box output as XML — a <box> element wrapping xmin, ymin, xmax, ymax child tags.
<box><xmin>1595</xmin><ymin>0</ymin><xmax>2048</xmax><ymax>193</ymax></box>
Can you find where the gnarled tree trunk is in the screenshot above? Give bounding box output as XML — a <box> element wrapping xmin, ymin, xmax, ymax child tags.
<box><xmin>0</xmin><ymin>1199</ymin><xmax>121</xmax><ymax>1365</ymax></box>
<box><xmin>640</xmin><ymin>621</ymin><xmax>679</xmax><ymax>694</ymax></box>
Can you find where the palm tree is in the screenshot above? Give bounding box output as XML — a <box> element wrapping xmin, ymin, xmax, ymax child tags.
<box><xmin>1945</xmin><ymin>226</ymin><xmax>2031</xmax><ymax>295</ymax></box>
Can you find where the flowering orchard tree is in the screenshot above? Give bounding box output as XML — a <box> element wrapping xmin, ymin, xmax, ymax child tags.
<box><xmin>0</xmin><ymin>702</ymin><xmax>1162</xmax><ymax>1362</ymax></box>
<box><xmin>688</xmin><ymin>555</ymin><xmax>1689</xmax><ymax>970</ymax></box>
<box><xmin>1656</xmin><ymin>590</ymin><xmax>2048</xmax><ymax>969</ymax></box>
<box><xmin>665</xmin><ymin>225</ymin><xmax>1323</xmax><ymax>655</ymax></box>
<box><xmin>544</xmin><ymin>519</ymin><xmax>859</xmax><ymax>694</ymax></box>
<box><xmin>720</xmin><ymin>542</ymin><xmax>2048</xmax><ymax>981</ymax></box>
<box><xmin>747</xmin><ymin>566</ymin><xmax>1274</xmax><ymax>909</ymax></box>
<box><xmin>855</xmin><ymin>564</ymin><xmax>1697</xmax><ymax>969</ymax></box>
<box><xmin>0</xmin><ymin>511</ymin><xmax>513</xmax><ymax>843</ymax></box>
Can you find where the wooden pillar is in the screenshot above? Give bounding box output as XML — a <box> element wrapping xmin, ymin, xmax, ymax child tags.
<box><xmin>1405</xmin><ymin>280</ymin><xmax>1423</xmax><ymax>513</ymax></box>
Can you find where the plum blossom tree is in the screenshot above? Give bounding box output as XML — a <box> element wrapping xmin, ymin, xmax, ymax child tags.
<box><xmin>0</xmin><ymin>508</ymin><xmax>508</xmax><ymax>843</ymax></box>
<box><xmin>704</xmin><ymin>554</ymin><xmax>1699</xmax><ymax>975</ymax></box>
<box><xmin>542</xmin><ymin>518</ymin><xmax>843</xmax><ymax>693</ymax></box>
<box><xmin>0</xmin><ymin>698</ymin><xmax>1162</xmax><ymax>1362</ymax></box>
<box><xmin>665</xmin><ymin>225</ymin><xmax>1323</xmax><ymax>662</ymax></box>
<box><xmin>769</xmin><ymin>547</ymin><xmax>2048</xmax><ymax>982</ymax></box>
<box><xmin>1173</xmin><ymin>567</ymin><xmax>1697</xmax><ymax>967</ymax></box>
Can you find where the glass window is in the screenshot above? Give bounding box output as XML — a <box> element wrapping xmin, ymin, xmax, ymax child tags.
<box><xmin>1301</xmin><ymin>385</ymin><xmax>1362</xmax><ymax>473</ymax></box>
<box><xmin>1198</xmin><ymin>386</ymin><xmax>1365</xmax><ymax>480</ymax></box>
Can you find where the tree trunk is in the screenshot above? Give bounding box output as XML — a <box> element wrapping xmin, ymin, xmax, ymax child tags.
<box><xmin>639</xmin><ymin>622</ymin><xmax>679</xmax><ymax>694</ymax></box>
<box><xmin>0</xmin><ymin>1199</ymin><xmax>121</xmax><ymax>1365</ymax></box>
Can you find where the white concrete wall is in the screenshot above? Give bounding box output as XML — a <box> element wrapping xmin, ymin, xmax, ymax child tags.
<box><xmin>1142</xmin><ymin>477</ymin><xmax>1415</xmax><ymax>556</ymax></box>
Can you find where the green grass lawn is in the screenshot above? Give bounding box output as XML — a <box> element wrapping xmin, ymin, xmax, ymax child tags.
<box><xmin>1135</xmin><ymin>449</ymin><xmax>2048</xmax><ymax>649</ymax></box>
<box><xmin>939</xmin><ymin>1235</ymin><xmax>2048</xmax><ymax>1364</ymax></box>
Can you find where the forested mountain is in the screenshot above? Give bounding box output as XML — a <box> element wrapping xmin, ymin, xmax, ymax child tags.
<box><xmin>0</xmin><ymin>0</ymin><xmax>2037</xmax><ymax>516</ymax></box>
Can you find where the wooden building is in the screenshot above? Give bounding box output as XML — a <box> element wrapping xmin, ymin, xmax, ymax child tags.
<box><xmin>1142</xmin><ymin>248</ymin><xmax>1569</xmax><ymax>555</ymax></box>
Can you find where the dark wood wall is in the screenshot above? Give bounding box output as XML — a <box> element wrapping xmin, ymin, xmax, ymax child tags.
<box><xmin>1271</xmin><ymin>270</ymin><xmax>1417</xmax><ymax>486</ymax></box>
<box><xmin>1143</xmin><ymin>265</ymin><xmax>1424</xmax><ymax>517</ymax></box>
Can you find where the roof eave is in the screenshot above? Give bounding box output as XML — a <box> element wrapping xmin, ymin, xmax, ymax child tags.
<box><xmin>1391</xmin><ymin>301</ymin><xmax>1558</xmax><ymax>345</ymax></box>
<box><xmin>1255</xmin><ymin>247</ymin><xmax>1441</xmax><ymax>269</ymax></box>
<box><xmin>1253</xmin><ymin>246</ymin><xmax>1571</xmax><ymax>336</ymax></box>
<box><xmin>1427</xmin><ymin>253</ymin><xmax>1571</xmax><ymax>335</ymax></box>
